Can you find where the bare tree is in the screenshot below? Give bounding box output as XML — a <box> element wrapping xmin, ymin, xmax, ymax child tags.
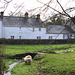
<box><xmin>0</xmin><ymin>0</ymin><xmax>25</xmax><ymax>17</ymax></box>
<box><xmin>0</xmin><ymin>0</ymin><xmax>75</xmax><ymax>18</ymax></box>
<box><xmin>35</xmin><ymin>0</ymin><xmax>75</xmax><ymax>24</ymax></box>
<box><xmin>36</xmin><ymin>0</ymin><xmax>74</xmax><ymax>17</ymax></box>
<box><xmin>0</xmin><ymin>0</ymin><xmax>13</xmax><ymax>12</ymax></box>
<box><xmin>1</xmin><ymin>0</ymin><xmax>74</xmax><ymax>20</ymax></box>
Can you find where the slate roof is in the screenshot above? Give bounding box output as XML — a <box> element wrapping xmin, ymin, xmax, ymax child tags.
<box><xmin>65</xmin><ymin>18</ymin><xmax>75</xmax><ymax>32</ymax></box>
<box><xmin>2</xmin><ymin>16</ymin><xmax>44</xmax><ymax>28</ymax></box>
<box><xmin>1</xmin><ymin>16</ymin><xmax>75</xmax><ymax>34</ymax></box>
<box><xmin>46</xmin><ymin>25</ymin><xmax>75</xmax><ymax>34</ymax></box>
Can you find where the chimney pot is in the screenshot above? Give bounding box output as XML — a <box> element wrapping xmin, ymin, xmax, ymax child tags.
<box><xmin>37</xmin><ymin>14</ymin><xmax>40</xmax><ymax>19</ymax></box>
<box><xmin>1</xmin><ymin>12</ymin><xmax>4</xmax><ymax>16</ymax></box>
<box><xmin>25</xmin><ymin>12</ymin><xmax>28</xmax><ymax>18</ymax></box>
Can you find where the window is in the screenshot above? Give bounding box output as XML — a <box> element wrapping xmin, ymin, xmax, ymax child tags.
<box><xmin>63</xmin><ymin>34</ymin><xmax>69</xmax><ymax>39</ymax></box>
<box><xmin>39</xmin><ymin>28</ymin><xmax>41</xmax><ymax>31</ymax></box>
<box><xmin>11</xmin><ymin>36</ymin><xmax>14</xmax><ymax>39</ymax></box>
<box><xmin>64</xmin><ymin>34</ymin><xmax>75</xmax><ymax>39</ymax></box>
<box><xmin>20</xmin><ymin>27</ymin><xmax>21</xmax><ymax>29</ymax></box>
<box><xmin>19</xmin><ymin>27</ymin><xmax>21</xmax><ymax>31</ymax></box>
<box><xmin>70</xmin><ymin>34</ymin><xmax>75</xmax><ymax>39</ymax></box>
<box><xmin>37</xmin><ymin>36</ymin><xmax>41</xmax><ymax>39</ymax></box>
<box><xmin>49</xmin><ymin>36</ymin><xmax>52</xmax><ymax>39</ymax></box>
<box><xmin>33</xmin><ymin>28</ymin><xmax>34</xmax><ymax>32</ymax></box>
<box><xmin>19</xmin><ymin>36</ymin><xmax>21</xmax><ymax>39</ymax></box>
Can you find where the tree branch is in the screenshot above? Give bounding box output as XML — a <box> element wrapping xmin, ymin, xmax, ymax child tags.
<box><xmin>37</xmin><ymin>0</ymin><xmax>69</xmax><ymax>16</ymax></box>
<box><xmin>56</xmin><ymin>0</ymin><xmax>71</xmax><ymax>18</ymax></box>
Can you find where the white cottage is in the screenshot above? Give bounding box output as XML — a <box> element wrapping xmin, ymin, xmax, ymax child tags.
<box><xmin>46</xmin><ymin>25</ymin><xmax>75</xmax><ymax>39</ymax></box>
<box><xmin>0</xmin><ymin>12</ymin><xmax>75</xmax><ymax>39</ymax></box>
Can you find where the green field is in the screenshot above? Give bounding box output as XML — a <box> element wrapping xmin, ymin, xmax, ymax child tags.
<box><xmin>4</xmin><ymin>44</ymin><xmax>75</xmax><ymax>56</ymax></box>
<box><xmin>2</xmin><ymin>44</ymin><xmax>75</xmax><ymax>75</ymax></box>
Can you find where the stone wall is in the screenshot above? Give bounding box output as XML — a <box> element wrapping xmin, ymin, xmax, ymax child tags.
<box><xmin>0</xmin><ymin>39</ymin><xmax>75</xmax><ymax>44</ymax></box>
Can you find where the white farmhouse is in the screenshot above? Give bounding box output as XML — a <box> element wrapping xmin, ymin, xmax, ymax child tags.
<box><xmin>46</xmin><ymin>25</ymin><xmax>75</xmax><ymax>39</ymax></box>
<box><xmin>0</xmin><ymin>12</ymin><xmax>75</xmax><ymax>39</ymax></box>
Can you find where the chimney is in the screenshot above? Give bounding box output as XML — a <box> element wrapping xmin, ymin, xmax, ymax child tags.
<box><xmin>25</xmin><ymin>12</ymin><xmax>28</xmax><ymax>18</ymax></box>
<box><xmin>1</xmin><ymin>12</ymin><xmax>4</xmax><ymax>16</ymax></box>
<box><xmin>37</xmin><ymin>14</ymin><xmax>40</xmax><ymax>19</ymax></box>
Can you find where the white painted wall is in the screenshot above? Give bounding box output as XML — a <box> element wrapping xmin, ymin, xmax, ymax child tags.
<box><xmin>44</xmin><ymin>34</ymin><xmax>63</xmax><ymax>39</ymax></box>
<box><xmin>4</xmin><ymin>27</ymin><xmax>49</xmax><ymax>39</ymax></box>
<box><xmin>4</xmin><ymin>26</ymin><xmax>64</xmax><ymax>39</ymax></box>
<box><xmin>0</xmin><ymin>21</ymin><xmax>3</xmax><ymax>38</ymax></box>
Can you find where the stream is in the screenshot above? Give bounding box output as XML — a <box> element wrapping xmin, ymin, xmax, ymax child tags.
<box><xmin>4</xmin><ymin>50</ymin><xmax>74</xmax><ymax>75</ymax></box>
<box><xmin>57</xmin><ymin>50</ymin><xmax>74</xmax><ymax>54</ymax></box>
<box><xmin>4</xmin><ymin>60</ymin><xmax>22</xmax><ymax>75</ymax></box>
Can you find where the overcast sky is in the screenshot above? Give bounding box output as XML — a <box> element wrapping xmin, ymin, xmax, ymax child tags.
<box><xmin>0</xmin><ymin>0</ymin><xmax>75</xmax><ymax>19</ymax></box>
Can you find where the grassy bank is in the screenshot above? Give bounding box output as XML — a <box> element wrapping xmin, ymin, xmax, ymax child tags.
<box><xmin>3</xmin><ymin>44</ymin><xmax>75</xmax><ymax>75</ymax></box>
<box><xmin>35</xmin><ymin>52</ymin><xmax>75</xmax><ymax>75</ymax></box>
<box><xmin>0</xmin><ymin>44</ymin><xmax>4</xmax><ymax>74</ymax></box>
<box><xmin>11</xmin><ymin>51</ymin><xmax>75</xmax><ymax>75</ymax></box>
<box><xmin>4</xmin><ymin>44</ymin><xmax>75</xmax><ymax>56</ymax></box>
